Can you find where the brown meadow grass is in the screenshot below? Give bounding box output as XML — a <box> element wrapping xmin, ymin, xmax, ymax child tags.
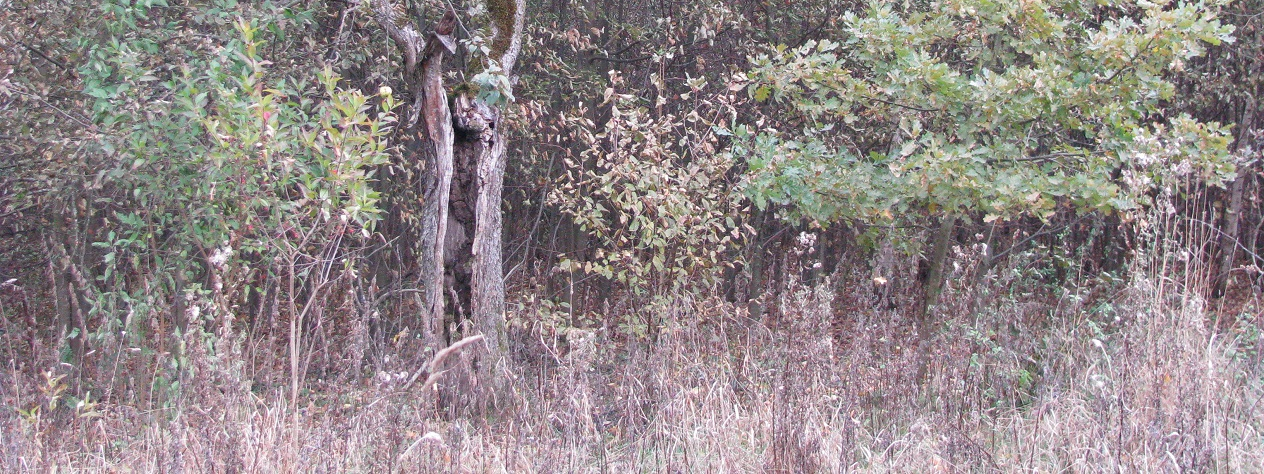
<box><xmin>2</xmin><ymin>219</ymin><xmax>1261</xmax><ymax>472</ymax></box>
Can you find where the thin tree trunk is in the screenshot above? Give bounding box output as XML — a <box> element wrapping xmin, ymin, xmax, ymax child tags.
<box><xmin>916</xmin><ymin>213</ymin><xmax>956</xmax><ymax>384</ymax></box>
<box><xmin>920</xmin><ymin>214</ymin><xmax>956</xmax><ymax>321</ymax></box>
<box><xmin>1215</xmin><ymin>100</ymin><xmax>1256</xmax><ymax>298</ymax></box>
<box><xmin>45</xmin><ymin>212</ymin><xmax>87</xmax><ymax>365</ymax></box>
<box><xmin>745</xmin><ymin>208</ymin><xmax>767</xmax><ymax>321</ymax></box>
<box><xmin>1215</xmin><ymin>176</ymin><xmax>1246</xmax><ymax>298</ymax></box>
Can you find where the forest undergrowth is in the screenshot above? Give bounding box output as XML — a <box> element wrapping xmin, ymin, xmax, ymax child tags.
<box><xmin>3</xmin><ymin>0</ymin><xmax>1263</xmax><ymax>471</ymax></box>
<box><xmin>2</xmin><ymin>213</ymin><xmax>1261</xmax><ymax>472</ymax></box>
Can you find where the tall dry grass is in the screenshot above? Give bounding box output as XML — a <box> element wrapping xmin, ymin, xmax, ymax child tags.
<box><xmin>2</xmin><ymin>208</ymin><xmax>1262</xmax><ymax>472</ymax></box>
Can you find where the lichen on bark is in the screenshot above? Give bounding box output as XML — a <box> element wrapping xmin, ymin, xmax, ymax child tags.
<box><xmin>467</xmin><ymin>0</ymin><xmax>523</xmax><ymax>77</ymax></box>
<box><xmin>487</xmin><ymin>0</ymin><xmax>516</xmax><ymax>60</ymax></box>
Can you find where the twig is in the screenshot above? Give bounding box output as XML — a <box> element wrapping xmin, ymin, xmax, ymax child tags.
<box><xmin>1184</xmin><ymin>217</ymin><xmax>1264</xmax><ymax>269</ymax></box>
<box><xmin>19</xmin><ymin>41</ymin><xmax>70</xmax><ymax>72</ymax></box>
<box><xmin>506</xmin><ymin>147</ymin><xmax>557</xmax><ymax>280</ymax></box>
<box><xmin>441</xmin><ymin>0</ymin><xmax>471</xmax><ymax>38</ymax></box>
<box><xmin>13</xmin><ymin>89</ymin><xmax>98</xmax><ymax>131</ymax></box>
<box><xmin>0</xmin><ymin>205</ymin><xmax>34</xmax><ymax>220</ymax></box>
<box><xmin>1018</xmin><ymin>150</ymin><xmax>1101</xmax><ymax>162</ymax></box>
<box><xmin>369</xmin><ymin>287</ymin><xmax>424</xmax><ymax>311</ymax></box>
<box><xmin>1099</xmin><ymin>35</ymin><xmax>1157</xmax><ymax>87</ymax></box>
<box><xmin>589</xmin><ymin>55</ymin><xmax>653</xmax><ymax>64</ymax></box>
<box><xmin>402</xmin><ymin>334</ymin><xmax>485</xmax><ymax>392</ymax></box>
<box><xmin>987</xmin><ymin>150</ymin><xmax>1106</xmax><ymax>165</ymax></box>
<box><xmin>987</xmin><ymin>216</ymin><xmax>1091</xmax><ymax>262</ymax></box>
<box><xmin>863</xmin><ymin>95</ymin><xmax>939</xmax><ymax>113</ymax></box>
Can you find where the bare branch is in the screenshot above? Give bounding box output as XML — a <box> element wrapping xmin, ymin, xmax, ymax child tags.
<box><xmin>863</xmin><ymin>95</ymin><xmax>939</xmax><ymax>113</ymax></box>
<box><xmin>589</xmin><ymin>55</ymin><xmax>653</xmax><ymax>65</ymax></box>
<box><xmin>19</xmin><ymin>41</ymin><xmax>70</xmax><ymax>72</ymax></box>
<box><xmin>986</xmin><ymin>150</ymin><xmax>1106</xmax><ymax>165</ymax></box>
<box><xmin>370</xmin><ymin>0</ymin><xmax>424</xmax><ymax>75</ymax></box>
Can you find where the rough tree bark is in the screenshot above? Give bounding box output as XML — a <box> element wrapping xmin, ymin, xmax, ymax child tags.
<box><xmin>372</xmin><ymin>1</ymin><xmax>455</xmax><ymax>349</ymax></box>
<box><xmin>371</xmin><ymin>0</ymin><xmax>524</xmax><ymax>394</ymax></box>
<box><xmin>453</xmin><ymin>96</ymin><xmax>510</xmax><ymax>380</ymax></box>
<box><xmin>458</xmin><ymin>0</ymin><xmax>524</xmax><ymax>395</ymax></box>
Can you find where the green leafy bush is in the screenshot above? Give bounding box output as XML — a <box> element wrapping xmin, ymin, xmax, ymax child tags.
<box><xmin>737</xmin><ymin>0</ymin><xmax>1236</xmax><ymax>225</ymax></box>
<box><xmin>80</xmin><ymin>9</ymin><xmax>394</xmax><ymax>384</ymax></box>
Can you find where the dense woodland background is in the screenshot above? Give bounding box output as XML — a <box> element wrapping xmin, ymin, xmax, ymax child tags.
<box><xmin>1</xmin><ymin>0</ymin><xmax>1263</xmax><ymax>470</ymax></box>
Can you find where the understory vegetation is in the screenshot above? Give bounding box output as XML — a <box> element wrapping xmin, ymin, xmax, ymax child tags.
<box><xmin>2</xmin><ymin>0</ymin><xmax>1262</xmax><ymax>471</ymax></box>
<box><xmin>4</xmin><ymin>211</ymin><xmax>1262</xmax><ymax>471</ymax></box>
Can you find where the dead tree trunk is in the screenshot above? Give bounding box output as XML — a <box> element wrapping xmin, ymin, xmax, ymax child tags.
<box><xmin>371</xmin><ymin>0</ymin><xmax>524</xmax><ymax>394</ymax></box>
<box><xmin>448</xmin><ymin>96</ymin><xmax>510</xmax><ymax>394</ymax></box>
<box><xmin>416</xmin><ymin>39</ymin><xmax>455</xmax><ymax>350</ymax></box>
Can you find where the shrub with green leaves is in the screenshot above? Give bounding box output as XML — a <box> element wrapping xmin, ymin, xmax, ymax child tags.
<box><xmin>81</xmin><ymin>9</ymin><xmax>393</xmax><ymax>364</ymax></box>
<box><xmin>736</xmin><ymin>0</ymin><xmax>1236</xmax><ymax>225</ymax></box>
